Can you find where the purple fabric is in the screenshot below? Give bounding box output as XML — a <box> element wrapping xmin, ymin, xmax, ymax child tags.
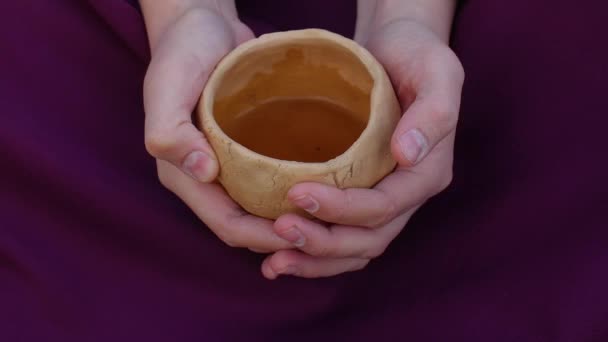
<box><xmin>237</xmin><ymin>0</ymin><xmax>356</xmax><ymax>38</ymax></box>
<box><xmin>1</xmin><ymin>0</ymin><xmax>607</xmax><ymax>341</ymax></box>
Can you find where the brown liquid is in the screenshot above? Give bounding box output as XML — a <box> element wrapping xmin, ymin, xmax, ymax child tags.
<box><xmin>220</xmin><ymin>98</ymin><xmax>367</xmax><ymax>162</ymax></box>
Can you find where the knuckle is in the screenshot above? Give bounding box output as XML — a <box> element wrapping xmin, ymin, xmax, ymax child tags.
<box><xmin>305</xmin><ymin>226</ymin><xmax>347</xmax><ymax>257</ymax></box>
<box><xmin>436</xmin><ymin>169</ymin><xmax>454</xmax><ymax>193</ymax></box>
<box><xmin>430</xmin><ymin>105</ymin><xmax>458</xmax><ymax>131</ymax></box>
<box><xmin>312</xmin><ymin>246</ymin><xmax>333</xmax><ymax>258</ymax></box>
<box><xmin>214</xmin><ymin>225</ymin><xmax>240</xmax><ymax>248</ymax></box>
<box><xmin>221</xmin><ymin>236</ymin><xmax>240</xmax><ymax>248</ymax></box>
<box><xmin>435</xmin><ymin>45</ymin><xmax>465</xmax><ymax>83</ymax></box>
<box><xmin>362</xmin><ymin>243</ymin><xmax>388</xmax><ymax>259</ymax></box>
<box><xmin>447</xmin><ymin>51</ymin><xmax>466</xmax><ymax>85</ymax></box>
<box><xmin>424</xmin><ymin>105</ymin><xmax>458</xmax><ymax>143</ymax></box>
<box><xmin>145</xmin><ymin>129</ymin><xmax>176</xmax><ymax>158</ymax></box>
<box><xmin>332</xmin><ymin>191</ymin><xmax>352</xmax><ymax>223</ymax></box>
<box><xmin>425</xmin><ymin>49</ymin><xmax>464</xmax><ymax>135</ymax></box>
<box><xmin>370</xmin><ymin>196</ymin><xmax>398</xmax><ymax>228</ymax></box>
<box><xmin>350</xmin><ymin>259</ymin><xmax>371</xmax><ymax>272</ymax></box>
<box><xmin>309</xmin><ymin>242</ymin><xmax>336</xmax><ymax>258</ymax></box>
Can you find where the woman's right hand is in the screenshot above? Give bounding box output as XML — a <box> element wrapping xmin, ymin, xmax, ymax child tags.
<box><xmin>141</xmin><ymin>2</ymin><xmax>293</xmax><ymax>252</ymax></box>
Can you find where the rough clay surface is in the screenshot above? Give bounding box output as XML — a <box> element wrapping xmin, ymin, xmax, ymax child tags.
<box><xmin>198</xmin><ymin>29</ymin><xmax>401</xmax><ymax>219</ymax></box>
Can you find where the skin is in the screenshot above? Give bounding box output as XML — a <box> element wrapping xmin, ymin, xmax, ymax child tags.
<box><xmin>140</xmin><ymin>0</ymin><xmax>465</xmax><ymax>279</ymax></box>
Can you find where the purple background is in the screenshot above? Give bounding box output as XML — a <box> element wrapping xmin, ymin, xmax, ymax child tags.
<box><xmin>0</xmin><ymin>0</ymin><xmax>606</xmax><ymax>340</ymax></box>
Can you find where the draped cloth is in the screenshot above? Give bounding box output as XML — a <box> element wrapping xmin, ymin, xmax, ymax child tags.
<box><xmin>1</xmin><ymin>0</ymin><xmax>606</xmax><ymax>340</ymax></box>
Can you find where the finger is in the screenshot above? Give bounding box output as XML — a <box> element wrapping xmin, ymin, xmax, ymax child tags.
<box><xmin>272</xmin><ymin>212</ymin><xmax>410</xmax><ymax>258</ymax></box>
<box><xmin>158</xmin><ymin>160</ymin><xmax>292</xmax><ymax>251</ymax></box>
<box><xmin>287</xmin><ymin>183</ymin><xmax>396</xmax><ymax>227</ymax></box>
<box><xmin>288</xmin><ymin>139</ymin><xmax>452</xmax><ymax>227</ymax></box>
<box><xmin>261</xmin><ymin>250</ymin><xmax>369</xmax><ymax>279</ymax></box>
<box><xmin>143</xmin><ymin>12</ymin><xmax>235</xmax><ymax>182</ymax></box>
<box><xmin>375</xmin><ymin>133</ymin><xmax>455</xmax><ymax>208</ymax></box>
<box><xmin>391</xmin><ymin>48</ymin><xmax>464</xmax><ymax>166</ymax></box>
<box><xmin>248</xmin><ymin>248</ymin><xmax>273</xmax><ymax>254</ymax></box>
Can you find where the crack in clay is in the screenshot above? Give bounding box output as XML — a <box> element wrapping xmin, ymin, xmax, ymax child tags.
<box><xmin>271</xmin><ymin>164</ymin><xmax>282</xmax><ymax>188</ymax></box>
<box><xmin>223</xmin><ymin>142</ymin><xmax>235</xmax><ymax>169</ymax></box>
<box><xmin>341</xmin><ymin>162</ymin><xmax>355</xmax><ymax>185</ymax></box>
<box><xmin>226</xmin><ymin>142</ymin><xmax>234</xmax><ymax>160</ymax></box>
<box><xmin>332</xmin><ymin>171</ymin><xmax>339</xmax><ymax>187</ymax></box>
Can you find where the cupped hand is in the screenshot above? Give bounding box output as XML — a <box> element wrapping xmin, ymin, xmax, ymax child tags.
<box><xmin>143</xmin><ymin>6</ymin><xmax>292</xmax><ymax>252</ymax></box>
<box><xmin>262</xmin><ymin>19</ymin><xmax>465</xmax><ymax>279</ymax></box>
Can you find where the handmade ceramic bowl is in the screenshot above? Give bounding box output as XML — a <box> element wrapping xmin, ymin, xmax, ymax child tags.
<box><xmin>197</xmin><ymin>29</ymin><xmax>400</xmax><ymax>219</ymax></box>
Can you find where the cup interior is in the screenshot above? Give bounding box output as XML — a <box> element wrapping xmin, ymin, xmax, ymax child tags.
<box><xmin>211</xmin><ymin>38</ymin><xmax>374</xmax><ymax>162</ymax></box>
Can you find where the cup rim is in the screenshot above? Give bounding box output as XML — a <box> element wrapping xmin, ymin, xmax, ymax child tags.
<box><xmin>199</xmin><ymin>28</ymin><xmax>390</xmax><ymax>169</ymax></box>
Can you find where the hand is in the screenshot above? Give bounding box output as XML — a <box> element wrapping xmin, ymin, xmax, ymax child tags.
<box><xmin>143</xmin><ymin>5</ymin><xmax>292</xmax><ymax>251</ymax></box>
<box><xmin>261</xmin><ymin>19</ymin><xmax>465</xmax><ymax>279</ymax></box>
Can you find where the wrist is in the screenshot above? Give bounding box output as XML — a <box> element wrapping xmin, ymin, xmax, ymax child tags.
<box><xmin>140</xmin><ymin>0</ymin><xmax>238</xmax><ymax>51</ymax></box>
<box><xmin>355</xmin><ymin>0</ymin><xmax>457</xmax><ymax>43</ymax></box>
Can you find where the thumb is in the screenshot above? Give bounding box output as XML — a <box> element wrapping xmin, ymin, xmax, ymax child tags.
<box><xmin>143</xmin><ymin>12</ymin><xmax>236</xmax><ymax>182</ymax></box>
<box><xmin>390</xmin><ymin>53</ymin><xmax>464</xmax><ymax>167</ymax></box>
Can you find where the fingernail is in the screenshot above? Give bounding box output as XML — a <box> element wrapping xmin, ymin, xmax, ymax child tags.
<box><xmin>182</xmin><ymin>151</ymin><xmax>217</xmax><ymax>182</ymax></box>
<box><xmin>398</xmin><ymin>129</ymin><xmax>428</xmax><ymax>165</ymax></box>
<box><xmin>279</xmin><ymin>226</ymin><xmax>306</xmax><ymax>247</ymax></box>
<box><xmin>292</xmin><ymin>195</ymin><xmax>319</xmax><ymax>213</ymax></box>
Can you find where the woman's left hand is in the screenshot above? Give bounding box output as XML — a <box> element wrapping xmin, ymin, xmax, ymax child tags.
<box><xmin>262</xmin><ymin>19</ymin><xmax>465</xmax><ymax>279</ymax></box>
